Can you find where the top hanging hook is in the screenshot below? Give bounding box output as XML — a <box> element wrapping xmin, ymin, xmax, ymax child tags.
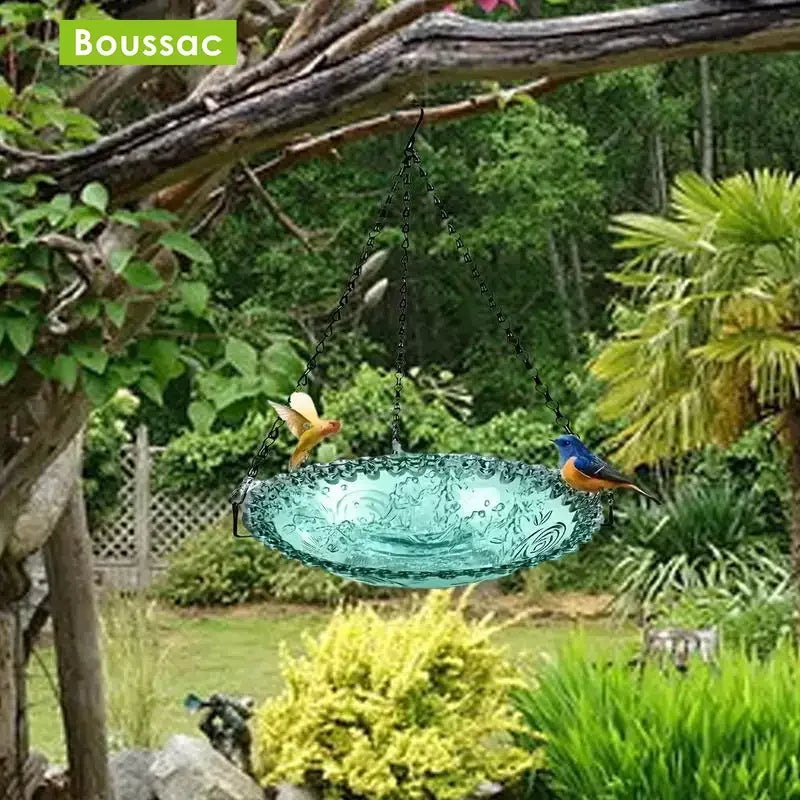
<box><xmin>405</xmin><ymin>106</ymin><xmax>424</xmax><ymax>152</ymax></box>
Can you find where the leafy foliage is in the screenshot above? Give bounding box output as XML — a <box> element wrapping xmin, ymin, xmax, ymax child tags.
<box><xmin>157</xmin><ymin>524</ymin><xmax>396</xmax><ymax>606</ymax></box>
<box><xmin>252</xmin><ymin>590</ymin><xmax>538</xmax><ymax>799</ymax></box>
<box><xmin>593</xmin><ymin>169</ymin><xmax>800</xmax><ymax>467</ymax></box>
<box><xmin>83</xmin><ymin>388</ymin><xmax>140</xmax><ymax>527</ymax></box>
<box><xmin>514</xmin><ymin>640</ymin><xmax>800</xmax><ymax>800</ymax></box>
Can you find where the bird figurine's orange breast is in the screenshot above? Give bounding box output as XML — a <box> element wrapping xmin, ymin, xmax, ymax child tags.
<box><xmin>561</xmin><ymin>457</ymin><xmax>626</xmax><ymax>492</ymax></box>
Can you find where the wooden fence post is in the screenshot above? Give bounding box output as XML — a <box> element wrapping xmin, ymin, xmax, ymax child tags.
<box><xmin>134</xmin><ymin>425</ymin><xmax>151</xmax><ymax>591</ymax></box>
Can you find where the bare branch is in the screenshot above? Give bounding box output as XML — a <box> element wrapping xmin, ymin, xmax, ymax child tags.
<box><xmin>300</xmin><ymin>0</ymin><xmax>451</xmax><ymax>74</ymax></box>
<box><xmin>275</xmin><ymin>0</ymin><xmax>337</xmax><ymax>55</ymax></box>
<box><xmin>241</xmin><ymin>162</ymin><xmax>316</xmax><ymax>251</ymax></box>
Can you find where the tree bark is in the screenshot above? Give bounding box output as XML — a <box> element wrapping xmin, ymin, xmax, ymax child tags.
<box><xmin>547</xmin><ymin>231</ymin><xmax>577</xmax><ymax>359</ymax></box>
<box><xmin>650</xmin><ymin>128</ymin><xmax>668</xmax><ymax>211</ymax></box>
<box><xmin>699</xmin><ymin>54</ymin><xmax>714</xmax><ymax>180</ymax></box>
<box><xmin>43</xmin><ymin>485</ymin><xmax>110</xmax><ymax>800</ymax></box>
<box><xmin>0</xmin><ymin>610</ymin><xmax>18</xmax><ymax>798</ymax></box>
<box><xmin>567</xmin><ymin>235</ymin><xmax>589</xmax><ymax>330</ymax></box>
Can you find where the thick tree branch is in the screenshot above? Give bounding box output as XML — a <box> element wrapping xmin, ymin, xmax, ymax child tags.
<box><xmin>11</xmin><ymin>0</ymin><xmax>800</xmax><ymax>198</ymax></box>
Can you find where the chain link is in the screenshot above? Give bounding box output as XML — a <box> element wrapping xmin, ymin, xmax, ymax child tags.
<box><xmin>230</xmin><ymin>156</ymin><xmax>410</xmax><ymax>517</ymax></box>
<box><xmin>391</xmin><ymin>149</ymin><xmax>416</xmax><ymax>451</ymax></box>
<box><xmin>409</xmin><ymin>144</ymin><xmax>576</xmax><ymax>436</ymax></box>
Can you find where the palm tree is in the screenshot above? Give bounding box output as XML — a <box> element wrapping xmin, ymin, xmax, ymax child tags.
<box><xmin>591</xmin><ymin>169</ymin><xmax>800</xmax><ymax>583</ymax></box>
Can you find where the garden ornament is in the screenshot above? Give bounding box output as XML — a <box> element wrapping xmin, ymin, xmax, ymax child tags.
<box><xmin>228</xmin><ymin>108</ymin><xmax>607</xmax><ymax>588</ymax></box>
<box><xmin>269</xmin><ymin>391</ymin><xmax>342</xmax><ymax>471</ymax></box>
<box><xmin>553</xmin><ymin>435</ymin><xmax>660</xmax><ymax>503</ymax></box>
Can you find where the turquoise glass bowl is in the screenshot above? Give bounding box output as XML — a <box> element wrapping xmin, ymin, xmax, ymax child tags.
<box><xmin>241</xmin><ymin>452</ymin><xmax>605</xmax><ymax>588</ymax></box>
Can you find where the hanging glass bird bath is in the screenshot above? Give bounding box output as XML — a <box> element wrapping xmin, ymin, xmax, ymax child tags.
<box><xmin>241</xmin><ymin>453</ymin><xmax>603</xmax><ymax>588</ymax></box>
<box><xmin>229</xmin><ymin>108</ymin><xmax>607</xmax><ymax>588</ymax></box>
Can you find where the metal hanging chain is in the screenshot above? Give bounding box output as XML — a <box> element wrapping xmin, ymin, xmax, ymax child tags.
<box><xmin>409</xmin><ymin>143</ymin><xmax>576</xmax><ymax>436</ymax></box>
<box><xmin>390</xmin><ymin>148</ymin><xmax>415</xmax><ymax>452</ymax></box>
<box><xmin>230</xmin><ymin>156</ymin><xmax>411</xmax><ymax>535</ymax></box>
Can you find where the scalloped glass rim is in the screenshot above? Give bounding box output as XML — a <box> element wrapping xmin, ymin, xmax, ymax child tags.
<box><xmin>241</xmin><ymin>452</ymin><xmax>605</xmax><ymax>588</ymax></box>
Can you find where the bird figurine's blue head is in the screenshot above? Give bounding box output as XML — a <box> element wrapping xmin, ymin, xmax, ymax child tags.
<box><xmin>552</xmin><ymin>434</ymin><xmax>589</xmax><ymax>466</ymax></box>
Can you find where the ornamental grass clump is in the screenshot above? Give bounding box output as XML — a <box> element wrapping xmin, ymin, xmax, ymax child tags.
<box><xmin>513</xmin><ymin>638</ymin><xmax>800</xmax><ymax>799</ymax></box>
<box><xmin>252</xmin><ymin>589</ymin><xmax>538</xmax><ymax>799</ymax></box>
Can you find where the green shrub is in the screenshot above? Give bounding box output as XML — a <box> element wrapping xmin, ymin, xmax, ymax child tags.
<box><xmin>157</xmin><ymin>525</ymin><xmax>395</xmax><ymax>606</ymax></box>
<box><xmin>514</xmin><ymin>638</ymin><xmax>800</xmax><ymax>799</ymax></box>
<box><xmin>252</xmin><ymin>590</ymin><xmax>539</xmax><ymax>799</ymax></box>
<box><xmin>611</xmin><ymin>479</ymin><xmax>771</xmax><ymax>617</ymax></box>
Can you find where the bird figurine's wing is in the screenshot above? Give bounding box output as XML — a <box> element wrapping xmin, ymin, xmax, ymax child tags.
<box><xmin>574</xmin><ymin>453</ymin><xmax>660</xmax><ymax>503</ymax></box>
<box><xmin>575</xmin><ymin>454</ymin><xmax>635</xmax><ymax>486</ymax></box>
<box><xmin>289</xmin><ymin>391</ymin><xmax>321</xmax><ymax>425</ymax></box>
<box><xmin>269</xmin><ymin>401</ymin><xmax>311</xmax><ymax>439</ymax></box>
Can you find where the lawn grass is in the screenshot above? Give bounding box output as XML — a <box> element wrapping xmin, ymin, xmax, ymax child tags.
<box><xmin>27</xmin><ymin>604</ymin><xmax>636</xmax><ymax>764</ymax></box>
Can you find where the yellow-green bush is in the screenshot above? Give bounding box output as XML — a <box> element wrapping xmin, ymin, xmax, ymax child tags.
<box><xmin>252</xmin><ymin>589</ymin><xmax>538</xmax><ymax>799</ymax></box>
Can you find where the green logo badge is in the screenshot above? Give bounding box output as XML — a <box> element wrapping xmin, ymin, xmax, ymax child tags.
<box><xmin>59</xmin><ymin>20</ymin><xmax>237</xmax><ymax>66</ymax></box>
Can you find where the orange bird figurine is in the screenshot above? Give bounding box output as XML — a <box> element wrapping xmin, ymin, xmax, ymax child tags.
<box><xmin>269</xmin><ymin>391</ymin><xmax>341</xmax><ymax>471</ymax></box>
<box><xmin>552</xmin><ymin>434</ymin><xmax>660</xmax><ymax>503</ymax></box>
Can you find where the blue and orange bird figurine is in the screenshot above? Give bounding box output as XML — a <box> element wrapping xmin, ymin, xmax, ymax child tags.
<box><xmin>552</xmin><ymin>434</ymin><xmax>660</xmax><ymax>503</ymax></box>
<box><xmin>269</xmin><ymin>391</ymin><xmax>341</xmax><ymax>471</ymax></box>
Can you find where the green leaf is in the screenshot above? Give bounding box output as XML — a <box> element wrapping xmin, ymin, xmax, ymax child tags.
<box><xmin>225</xmin><ymin>336</ymin><xmax>257</xmax><ymax>377</ymax></box>
<box><xmin>103</xmin><ymin>299</ymin><xmax>126</xmax><ymax>328</ymax></box>
<box><xmin>0</xmin><ymin>355</ymin><xmax>18</xmax><ymax>385</ymax></box>
<box><xmin>134</xmin><ymin>208</ymin><xmax>177</xmax><ymax>224</ymax></box>
<box><xmin>0</xmin><ymin>115</ymin><xmax>27</xmax><ymax>136</ymax></box>
<box><xmin>158</xmin><ymin>231</ymin><xmax>212</xmax><ymax>265</ymax></box>
<box><xmin>111</xmin><ymin>210</ymin><xmax>140</xmax><ymax>228</ymax></box>
<box><xmin>26</xmin><ymin>354</ymin><xmax>54</xmax><ymax>378</ymax></box>
<box><xmin>109</xmin><ymin>248</ymin><xmax>134</xmax><ymax>274</ymax></box>
<box><xmin>122</xmin><ymin>261</ymin><xmax>164</xmax><ymax>292</ymax></box>
<box><xmin>79</xmin><ymin>298</ymin><xmax>101</xmax><ymax>321</ymax></box>
<box><xmin>139</xmin><ymin>338</ymin><xmax>184</xmax><ymax>384</ymax></box>
<box><xmin>82</xmin><ymin>371</ymin><xmax>116</xmax><ymax>407</ymax></box>
<box><xmin>75</xmin><ymin>210</ymin><xmax>103</xmax><ymax>239</ymax></box>
<box><xmin>6</xmin><ymin>315</ymin><xmax>36</xmax><ymax>355</ymax></box>
<box><xmin>137</xmin><ymin>375</ymin><xmax>163</xmax><ymax>406</ymax></box>
<box><xmin>0</xmin><ymin>77</ymin><xmax>13</xmax><ymax>112</ymax></box>
<box><xmin>180</xmin><ymin>280</ymin><xmax>209</xmax><ymax>316</ymax></box>
<box><xmin>188</xmin><ymin>399</ymin><xmax>215</xmax><ymax>433</ymax></box>
<box><xmin>13</xmin><ymin>270</ymin><xmax>46</xmax><ymax>292</ymax></box>
<box><xmin>47</xmin><ymin>192</ymin><xmax>71</xmax><ymax>224</ymax></box>
<box><xmin>212</xmin><ymin>376</ymin><xmax>262</xmax><ymax>411</ymax></box>
<box><xmin>13</xmin><ymin>205</ymin><xmax>52</xmax><ymax>227</ymax></box>
<box><xmin>80</xmin><ymin>182</ymin><xmax>108</xmax><ymax>214</ymax></box>
<box><xmin>52</xmin><ymin>353</ymin><xmax>78</xmax><ymax>390</ymax></box>
<box><xmin>69</xmin><ymin>342</ymin><xmax>108</xmax><ymax>374</ymax></box>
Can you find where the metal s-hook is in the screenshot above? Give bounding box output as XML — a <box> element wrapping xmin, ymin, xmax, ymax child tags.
<box><xmin>405</xmin><ymin>106</ymin><xmax>424</xmax><ymax>151</ymax></box>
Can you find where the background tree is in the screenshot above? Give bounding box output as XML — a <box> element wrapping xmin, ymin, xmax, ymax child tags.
<box><xmin>591</xmin><ymin>169</ymin><xmax>800</xmax><ymax>586</ymax></box>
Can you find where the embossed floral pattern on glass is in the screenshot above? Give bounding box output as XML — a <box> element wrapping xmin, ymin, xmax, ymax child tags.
<box><xmin>242</xmin><ymin>453</ymin><xmax>604</xmax><ymax>588</ymax></box>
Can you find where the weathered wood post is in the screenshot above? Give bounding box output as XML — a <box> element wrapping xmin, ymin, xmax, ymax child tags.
<box><xmin>134</xmin><ymin>425</ymin><xmax>151</xmax><ymax>591</ymax></box>
<box><xmin>44</xmin><ymin>486</ymin><xmax>111</xmax><ymax>800</ymax></box>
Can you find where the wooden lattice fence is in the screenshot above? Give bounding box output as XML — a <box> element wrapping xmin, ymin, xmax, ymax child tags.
<box><xmin>91</xmin><ymin>425</ymin><xmax>229</xmax><ymax>589</ymax></box>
